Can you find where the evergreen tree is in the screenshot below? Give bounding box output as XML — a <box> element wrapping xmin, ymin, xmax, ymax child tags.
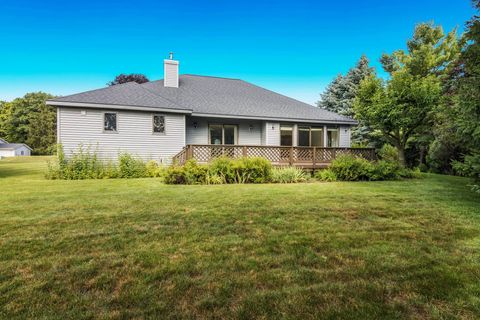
<box><xmin>317</xmin><ymin>55</ymin><xmax>374</xmax><ymax>145</ymax></box>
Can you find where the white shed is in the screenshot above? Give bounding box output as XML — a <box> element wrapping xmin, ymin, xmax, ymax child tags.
<box><xmin>0</xmin><ymin>144</ymin><xmax>32</xmax><ymax>158</ymax></box>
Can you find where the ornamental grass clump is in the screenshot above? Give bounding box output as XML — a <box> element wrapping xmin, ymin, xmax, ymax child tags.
<box><xmin>271</xmin><ymin>167</ymin><xmax>309</xmax><ymax>183</ymax></box>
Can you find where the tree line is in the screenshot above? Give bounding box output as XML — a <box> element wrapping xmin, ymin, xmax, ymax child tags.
<box><xmin>318</xmin><ymin>0</ymin><xmax>479</xmax><ymax>189</ymax></box>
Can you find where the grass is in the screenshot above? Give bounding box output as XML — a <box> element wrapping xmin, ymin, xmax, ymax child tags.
<box><xmin>1</xmin><ymin>156</ymin><xmax>480</xmax><ymax>319</ymax></box>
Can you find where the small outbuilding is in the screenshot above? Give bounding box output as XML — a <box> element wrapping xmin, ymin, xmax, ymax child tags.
<box><xmin>0</xmin><ymin>143</ymin><xmax>32</xmax><ymax>158</ymax></box>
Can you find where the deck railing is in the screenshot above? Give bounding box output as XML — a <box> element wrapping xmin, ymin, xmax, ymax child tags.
<box><xmin>173</xmin><ymin>145</ymin><xmax>376</xmax><ymax>168</ymax></box>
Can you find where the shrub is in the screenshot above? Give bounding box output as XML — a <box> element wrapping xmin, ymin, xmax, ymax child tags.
<box><xmin>329</xmin><ymin>155</ymin><xmax>375</xmax><ymax>181</ymax></box>
<box><xmin>164</xmin><ymin>160</ymin><xmax>208</xmax><ymax>185</ymax></box>
<box><xmin>326</xmin><ymin>154</ymin><xmax>422</xmax><ymax>182</ymax></box>
<box><xmin>231</xmin><ymin>157</ymin><xmax>272</xmax><ymax>183</ymax></box>
<box><xmin>45</xmin><ymin>145</ymin><xmax>162</xmax><ymax>180</ymax></box>
<box><xmin>271</xmin><ymin>167</ymin><xmax>308</xmax><ymax>183</ymax></box>
<box><xmin>208</xmin><ymin>157</ymin><xmax>272</xmax><ymax>184</ymax></box>
<box><xmin>45</xmin><ymin>145</ymin><xmax>106</xmax><ymax>180</ymax></box>
<box><xmin>315</xmin><ymin>169</ymin><xmax>337</xmax><ymax>182</ymax></box>
<box><xmin>378</xmin><ymin>144</ymin><xmax>399</xmax><ymax>163</ymax></box>
<box><xmin>399</xmin><ymin>167</ymin><xmax>423</xmax><ymax>179</ymax></box>
<box><xmin>145</xmin><ymin>160</ymin><xmax>166</xmax><ymax>178</ymax></box>
<box><xmin>118</xmin><ymin>153</ymin><xmax>148</xmax><ymax>178</ymax></box>
<box><xmin>370</xmin><ymin>160</ymin><xmax>401</xmax><ymax>181</ymax></box>
<box><xmin>208</xmin><ymin>157</ymin><xmax>236</xmax><ymax>183</ymax></box>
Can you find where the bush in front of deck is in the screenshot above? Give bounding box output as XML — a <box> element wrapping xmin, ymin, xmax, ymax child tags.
<box><xmin>271</xmin><ymin>167</ymin><xmax>309</xmax><ymax>183</ymax></box>
<box><xmin>164</xmin><ymin>157</ymin><xmax>272</xmax><ymax>184</ymax></box>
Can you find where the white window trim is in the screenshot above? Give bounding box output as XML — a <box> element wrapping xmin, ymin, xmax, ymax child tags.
<box><xmin>152</xmin><ymin>114</ymin><xmax>166</xmax><ymax>135</ymax></box>
<box><xmin>103</xmin><ymin>111</ymin><xmax>118</xmax><ymax>133</ymax></box>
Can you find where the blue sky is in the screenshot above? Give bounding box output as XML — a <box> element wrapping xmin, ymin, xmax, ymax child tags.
<box><xmin>0</xmin><ymin>0</ymin><xmax>475</xmax><ymax>104</ymax></box>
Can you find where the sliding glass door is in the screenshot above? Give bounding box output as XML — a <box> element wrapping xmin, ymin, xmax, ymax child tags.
<box><xmin>209</xmin><ymin>124</ymin><xmax>238</xmax><ymax>145</ymax></box>
<box><xmin>298</xmin><ymin>126</ymin><xmax>324</xmax><ymax>147</ymax></box>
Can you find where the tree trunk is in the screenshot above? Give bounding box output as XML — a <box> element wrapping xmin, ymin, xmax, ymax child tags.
<box><xmin>418</xmin><ymin>145</ymin><xmax>426</xmax><ymax>166</ymax></box>
<box><xmin>397</xmin><ymin>145</ymin><xmax>406</xmax><ymax>167</ymax></box>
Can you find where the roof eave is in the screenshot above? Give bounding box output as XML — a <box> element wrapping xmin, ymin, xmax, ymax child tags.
<box><xmin>191</xmin><ymin>112</ymin><xmax>357</xmax><ymax>125</ymax></box>
<box><xmin>46</xmin><ymin>100</ymin><xmax>192</xmax><ymax>114</ymax></box>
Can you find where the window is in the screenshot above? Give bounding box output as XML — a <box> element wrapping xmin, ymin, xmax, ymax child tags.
<box><xmin>153</xmin><ymin>115</ymin><xmax>165</xmax><ymax>133</ymax></box>
<box><xmin>104</xmin><ymin>113</ymin><xmax>117</xmax><ymax>132</ymax></box>
<box><xmin>311</xmin><ymin>127</ymin><xmax>324</xmax><ymax>147</ymax></box>
<box><xmin>298</xmin><ymin>126</ymin><xmax>324</xmax><ymax>147</ymax></box>
<box><xmin>280</xmin><ymin>125</ymin><xmax>293</xmax><ymax>146</ymax></box>
<box><xmin>327</xmin><ymin>126</ymin><xmax>339</xmax><ymax>147</ymax></box>
<box><xmin>298</xmin><ymin>126</ymin><xmax>310</xmax><ymax>146</ymax></box>
<box><xmin>209</xmin><ymin>124</ymin><xmax>237</xmax><ymax>145</ymax></box>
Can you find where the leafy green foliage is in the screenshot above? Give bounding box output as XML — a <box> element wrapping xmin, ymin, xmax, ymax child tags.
<box><xmin>118</xmin><ymin>153</ymin><xmax>148</xmax><ymax>178</ymax></box>
<box><xmin>271</xmin><ymin>167</ymin><xmax>309</xmax><ymax>183</ymax></box>
<box><xmin>0</xmin><ymin>92</ymin><xmax>56</xmax><ymax>154</ymax></box>
<box><xmin>314</xmin><ymin>169</ymin><xmax>337</xmax><ymax>182</ymax></box>
<box><xmin>108</xmin><ymin>74</ymin><xmax>149</xmax><ymax>86</ymax></box>
<box><xmin>329</xmin><ymin>155</ymin><xmax>375</xmax><ymax>181</ymax></box>
<box><xmin>45</xmin><ymin>145</ymin><xmax>108</xmax><ymax>180</ymax></box>
<box><xmin>354</xmin><ymin>70</ymin><xmax>441</xmax><ymax>166</ymax></box>
<box><xmin>326</xmin><ymin>155</ymin><xmax>420</xmax><ymax>181</ymax></box>
<box><xmin>164</xmin><ymin>157</ymin><xmax>273</xmax><ymax>185</ymax></box>
<box><xmin>164</xmin><ymin>160</ymin><xmax>209</xmax><ymax>185</ymax></box>
<box><xmin>318</xmin><ymin>55</ymin><xmax>375</xmax><ymax>145</ymax></box>
<box><xmin>45</xmin><ymin>146</ymin><xmax>165</xmax><ymax>180</ymax></box>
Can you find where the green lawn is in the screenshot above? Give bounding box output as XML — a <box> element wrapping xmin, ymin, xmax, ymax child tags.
<box><xmin>1</xmin><ymin>157</ymin><xmax>480</xmax><ymax>319</ymax></box>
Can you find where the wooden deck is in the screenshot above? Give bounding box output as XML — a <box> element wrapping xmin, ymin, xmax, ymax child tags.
<box><xmin>172</xmin><ymin>145</ymin><xmax>376</xmax><ymax>169</ymax></box>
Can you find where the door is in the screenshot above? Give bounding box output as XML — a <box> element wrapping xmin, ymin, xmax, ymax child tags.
<box><xmin>208</xmin><ymin>124</ymin><xmax>238</xmax><ymax>145</ymax></box>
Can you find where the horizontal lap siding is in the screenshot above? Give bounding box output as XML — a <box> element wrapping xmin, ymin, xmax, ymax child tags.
<box><xmin>339</xmin><ymin>126</ymin><xmax>351</xmax><ymax>147</ymax></box>
<box><xmin>265</xmin><ymin>122</ymin><xmax>280</xmax><ymax>146</ymax></box>
<box><xmin>58</xmin><ymin>107</ymin><xmax>185</xmax><ymax>164</ymax></box>
<box><xmin>186</xmin><ymin>117</ymin><xmax>262</xmax><ymax>145</ymax></box>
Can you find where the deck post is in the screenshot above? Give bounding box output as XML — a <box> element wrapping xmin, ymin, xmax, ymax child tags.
<box><xmin>243</xmin><ymin>146</ymin><xmax>247</xmax><ymax>157</ymax></box>
<box><xmin>332</xmin><ymin>148</ymin><xmax>336</xmax><ymax>160</ymax></box>
<box><xmin>289</xmin><ymin>147</ymin><xmax>293</xmax><ymax>166</ymax></box>
<box><xmin>186</xmin><ymin>145</ymin><xmax>193</xmax><ymax>160</ymax></box>
<box><xmin>312</xmin><ymin>147</ymin><xmax>316</xmax><ymax>169</ymax></box>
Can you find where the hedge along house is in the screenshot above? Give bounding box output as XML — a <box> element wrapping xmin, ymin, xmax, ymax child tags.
<box><xmin>47</xmin><ymin>54</ymin><xmax>373</xmax><ymax>168</ymax></box>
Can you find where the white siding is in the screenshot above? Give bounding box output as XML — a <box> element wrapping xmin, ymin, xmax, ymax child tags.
<box><xmin>14</xmin><ymin>146</ymin><xmax>31</xmax><ymax>156</ymax></box>
<box><xmin>0</xmin><ymin>146</ymin><xmax>30</xmax><ymax>158</ymax></box>
<box><xmin>186</xmin><ymin>117</ymin><xmax>262</xmax><ymax>145</ymax></box>
<box><xmin>58</xmin><ymin>107</ymin><xmax>185</xmax><ymax>164</ymax></box>
<box><xmin>339</xmin><ymin>126</ymin><xmax>351</xmax><ymax>147</ymax></box>
<box><xmin>0</xmin><ymin>150</ymin><xmax>15</xmax><ymax>158</ymax></box>
<box><xmin>265</xmin><ymin>122</ymin><xmax>280</xmax><ymax>146</ymax></box>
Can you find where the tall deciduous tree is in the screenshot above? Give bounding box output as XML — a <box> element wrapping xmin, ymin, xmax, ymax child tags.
<box><xmin>354</xmin><ymin>71</ymin><xmax>441</xmax><ymax>166</ymax></box>
<box><xmin>0</xmin><ymin>92</ymin><xmax>56</xmax><ymax>154</ymax></box>
<box><xmin>108</xmin><ymin>74</ymin><xmax>149</xmax><ymax>86</ymax></box>
<box><xmin>451</xmin><ymin>0</ymin><xmax>480</xmax><ymax>186</ymax></box>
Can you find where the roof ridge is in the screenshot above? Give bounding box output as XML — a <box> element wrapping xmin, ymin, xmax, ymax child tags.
<box><xmin>181</xmin><ymin>74</ymin><xmax>241</xmax><ymax>81</ymax></box>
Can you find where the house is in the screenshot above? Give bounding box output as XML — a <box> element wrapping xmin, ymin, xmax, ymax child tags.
<box><xmin>0</xmin><ymin>139</ymin><xmax>32</xmax><ymax>158</ymax></box>
<box><xmin>47</xmin><ymin>55</ymin><xmax>370</xmax><ymax>167</ymax></box>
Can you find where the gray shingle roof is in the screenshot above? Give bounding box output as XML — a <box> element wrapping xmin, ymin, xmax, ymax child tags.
<box><xmin>49</xmin><ymin>75</ymin><xmax>356</xmax><ymax>124</ymax></box>
<box><xmin>0</xmin><ymin>143</ymin><xmax>31</xmax><ymax>150</ymax></box>
<box><xmin>50</xmin><ymin>82</ymin><xmax>187</xmax><ymax>111</ymax></box>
